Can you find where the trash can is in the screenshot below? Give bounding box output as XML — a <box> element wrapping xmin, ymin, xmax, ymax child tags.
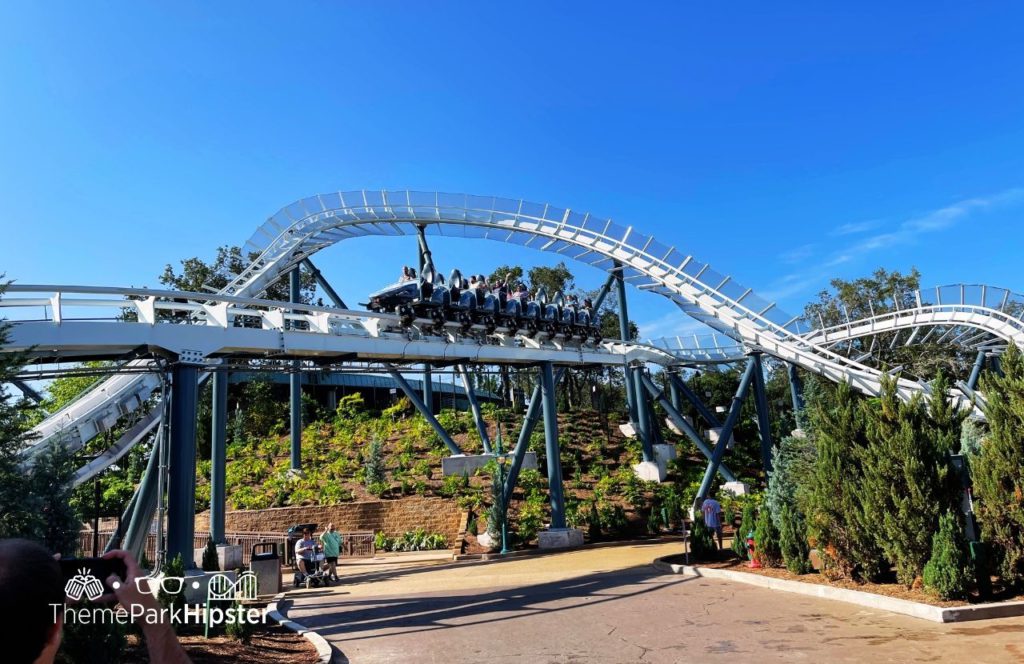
<box><xmin>250</xmin><ymin>543</ymin><xmax>281</xmax><ymax>596</ymax></box>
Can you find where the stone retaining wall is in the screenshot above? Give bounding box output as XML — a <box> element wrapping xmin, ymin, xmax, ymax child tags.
<box><xmin>194</xmin><ymin>497</ymin><xmax>463</xmax><ymax>543</ymax></box>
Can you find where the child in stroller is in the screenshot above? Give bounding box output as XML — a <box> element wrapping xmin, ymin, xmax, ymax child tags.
<box><xmin>292</xmin><ymin>525</ymin><xmax>332</xmax><ymax>588</ymax></box>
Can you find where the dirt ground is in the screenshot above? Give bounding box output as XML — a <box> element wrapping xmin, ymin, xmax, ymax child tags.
<box><xmin>122</xmin><ymin>624</ymin><xmax>318</xmax><ymax>663</ymax></box>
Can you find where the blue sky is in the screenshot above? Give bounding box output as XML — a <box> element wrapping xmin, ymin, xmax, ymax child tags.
<box><xmin>2</xmin><ymin>2</ymin><xmax>1022</xmax><ymax>340</ymax></box>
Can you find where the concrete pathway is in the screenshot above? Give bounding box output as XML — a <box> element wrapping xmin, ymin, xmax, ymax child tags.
<box><xmin>287</xmin><ymin>542</ymin><xmax>1024</xmax><ymax>663</ymax></box>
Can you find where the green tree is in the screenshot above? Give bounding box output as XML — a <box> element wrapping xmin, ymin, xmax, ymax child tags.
<box><xmin>732</xmin><ymin>501</ymin><xmax>756</xmax><ymax>558</ymax></box>
<box><xmin>364</xmin><ymin>435</ymin><xmax>387</xmax><ymax>496</ymax></box>
<box><xmin>806</xmin><ymin>380</ymin><xmax>883</xmax><ymax>581</ymax></box>
<box><xmin>160</xmin><ymin>244</ymin><xmax>315</xmax><ymax>302</ymax></box>
<box><xmin>859</xmin><ymin>375</ymin><xmax>944</xmax><ymax>586</ymax></box>
<box><xmin>923</xmin><ymin>510</ymin><xmax>972</xmax><ymax>600</ymax></box>
<box><xmin>754</xmin><ymin>502</ymin><xmax>782</xmax><ymax>567</ymax></box>
<box><xmin>973</xmin><ymin>342</ymin><xmax>1024</xmax><ymax>585</ymax></box>
<box><xmin>689</xmin><ymin>514</ymin><xmax>717</xmax><ymax>561</ymax></box>
<box><xmin>766</xmin><ymin>434</ymin><xmax>816</xmax><ymax>574</ymax></box>
<box><xmin>528</xmin><ymin>262</ymin><xmax>575</xmax><ymax>296</ymax></box>
<box><xmin>804</xmin><ymin>267</ymin><xmax>968</xmax><ymax>380</ymax></box>
<box><xmin>488</xmin><ymin>265</ymin><xmax>524</xmax><ymax>287</ymax></box>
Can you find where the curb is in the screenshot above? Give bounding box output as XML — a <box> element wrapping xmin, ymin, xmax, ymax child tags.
<box><xmin>653</xmin><ymin>556</ymin><xmax>1024</xmax><ymax>623</ymax></box>
<box><xmin>267</xmin><ymin>592</ymin><xmax>338</xmax><ymax>663</ymax></box>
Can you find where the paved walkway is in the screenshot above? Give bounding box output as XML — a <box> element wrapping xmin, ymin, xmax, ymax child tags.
<box><xmin>287</xmin><ymin>543</ymin><xmax>1024</xmax><ymax>663</ymax></box>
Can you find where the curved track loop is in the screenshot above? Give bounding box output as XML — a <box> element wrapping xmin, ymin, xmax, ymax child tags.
<box><xmin>16</xmin><ymin>191</ymin><xmax>1021</xmax><ymax>475</ymax></box>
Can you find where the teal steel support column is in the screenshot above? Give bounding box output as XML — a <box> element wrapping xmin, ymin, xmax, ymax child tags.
<box><xmin>668</xmin><ymin>371</ymin><xmax>682</xmax><ymax>412</ymax></box>
<box><xmin>503</xmin><ymin>368</ymin><xmax>565</xmax><ymax>505</ymax></box>
<box><xmin>290</xmin><ymin>267</ymin><xmax>302</xmax><ymax>471</ymax></box>
<box><xmin>750</xmin><ymin>353</ymin><xmax>774</xmax><ymax>474</ymax></box>
<box><xmin>672</xmin><ymin>374</ymin><xmax>722</xmax><ymax>428</ymax></box>
<box><xmin>210</xmin><ymin>369</ymin><xmax>228</xmax><ymax>544</ymax></box>
<box><xmin>540</xmin><ymin>362</ymin><xmax>566</xmax><ymax>529</ymax></box>
<box><xmin>121</xmin><ymin>425</ymin><xmax>162</xmax><ymax>560</ymax></box>
<box><xmin>992</xmin><ymin>355</ymin><xmax>1004</xmax><ymax>378</ymax></box>
<box><xmin>638</xmin><ymin>372</ymin><xmax>737</xmax><ymax>482</ymax></box>
<box><xmin>613</xmin><ymin>262</ymin><xmax>639</xmax><ymax>430</ymax></box>
<box><xmin>632</xmin><ymin>367</ymin><xmax>654</xmax><ymax>462</ymax></box>
<box><xmin>694</xmin><ymin>358</ymin><xmax>757</xmax><ymax>508</ymax></box>
<box><xmin>592</xmin><ymin>272</ymin><xmax>617</xmax><ymax>311</ymax></box>
<box><xmin>423</xmin><ymin>365</ymin><xmax>434</xmax><ymax>415</ymax></box>
<box><xmin>967</xmin><ymin>350</ymin><xmax>987</xmax><ymax>391</ymax></box>
<box><xmin>458</xmin><ymin>365</ymin><xmax>491</xmax><ymax>453</ymax></box>
<box><xmin>386</xmin><ymin>366</ymin><xmax>461</xmax><ymax>455</ymax></box>
<box><xmin>302</xmin><ymin>257</ymin><xmax>347</xmax><ymax>309</ymax></box>
<box><xmin>167</xmin><ymin>363</ymin><xmax>199</xmax><ymax>568</ymax></box>
<box><xmin>787</xmin><ymin>363</ymin><xmax>805</xmax><ymax>426</ymax></box>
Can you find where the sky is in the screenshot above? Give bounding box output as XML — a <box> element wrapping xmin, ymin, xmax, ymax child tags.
<box><xmin>2</xmin><ymin>2</ymin><xmax>1023</xmax><ymax>341</ymax></box>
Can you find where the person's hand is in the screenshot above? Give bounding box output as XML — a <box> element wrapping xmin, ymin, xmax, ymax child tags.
<box><xmin>99</xmin><ymin>549</ymin><xmax>159</xmax><ymax>612</ymax></box>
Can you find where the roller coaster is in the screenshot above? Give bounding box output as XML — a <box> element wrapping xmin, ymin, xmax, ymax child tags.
<box><xmin>3</xmin><ymin>190</ymin><xmax>1020</xmax><ymax>563</ymax></box>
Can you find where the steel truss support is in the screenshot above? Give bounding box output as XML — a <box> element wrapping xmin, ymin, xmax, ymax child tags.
<box><xmin>540</xmin><ymin>361</ymin><xmax>566</xmax><ymax>529</ymax></box>
<box><xmin>694</xmin><ymin>357</ymin><xmax>757</xmax><ymax>508</ymax></box>
<box><xmin>750</xmin><ymin>352</ymin><xmax>774</xmax><ymax>474</ymax></box>
<box><xmin>210</xmin><ymin>369</ymin><xmax>228</xmax><ymax>544</ymax></box>
<box><xmin>966</xmin><ymin>350</ymin><xmax>987</xmax><ymax>390</ymax></box>
<box><xmin>120</xmin><ymin>421</ymin><xmax>162</xmax><ymax>559</ymax></box>
<box><xmin>638</xmin><ymin>372</ymin><xmax>737</xmax><ymax>482</ymax></box>
<box><xmin>503</xmin><ymin>368</ymin><xmax>565</xmax><ymax>505</ymax></box>
<box><xmin>592</xmin><ymin>272</ymin><xmax>617</xmax><ymax>311</ymax></box>
<box><xmin>423</xmin><ymin>364</ymin><xmax>434</xmax><ymax>415</ymax></box>
<box><xmin>632</xmin><ymin>366</ymin><xmax>655</xmax><ymax>462</ymax></box>
<box><xmin>787</xmin><ymin>362</ymin><xmax>805</xmax><ymax>426</ymax></box>
<box><xmin>385</xmin><ymin>365</ymin><xmax>461</xmax><ymax>455</ymax></box>
<box><xmin>613</xmin><ymin>262</ymin><xmax>638</xmax><ymax>423</ymax></box>
<box><xmin>289</xmin><ymin>267</ymin><xmax>302</xmax><ymax>470</ymax></box>
<box><xmin>670</xmin><ymin>374</ymin><xmax>722</xmax><ymax>429</ymax></box>
<box><xmin>167</xmin><ymin>363</ymin><xmax>199</xmax><ymax>568</ymax></box>
<box><xmin>668</xmin><ymin>372</ymin><xmax>682</xmax><ymax>412</ymax></box>
<box><xmin>302</xmin><ymin>257</ymin><xmax>347</xmax><ymax>309</ymax></box>
<box><xmin>991</xmin><ymin>354</ymin><xmax>1004</xmax><ymax>378</ymax></box>
<box><xmin>458</xmin><ymin>365</ymin><xmax>491</xmax><ymax>453</ymax></box>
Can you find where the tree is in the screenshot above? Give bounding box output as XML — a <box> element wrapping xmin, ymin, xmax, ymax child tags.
<box><xmin>527</xmin><ymin>262</ymin><xmax>575</xmax><ymax>296</ymax></box>
<box><xmin>923</xmin><ymin>510</ymin><xmax>972</xmax><ymax>600</ymax></box>
<box><xmin>488</xmin><ymin>265</ymin><xmax>524</xmax><ymax>287</ymax></box>
<box><xmin>804</xmin><ymin>267</ymin><xmax>968</xmax><ymax>380</ymax></box>
<box><xmin>860</xmin><ymin>375</ymin><xmax>944</xmax><ymax>586</ymax></box>
<box><xmin>766</xmin><ymin>434</ymin><xmax>816</xmax><ymax>574</ymax></box>
<box><xmin>733</xmin><ymin>501</ymin><xmax>756</xmax><ymax>558</ymax></box>
<box><xmin>806</xmin><ymin>380</ymin><xmax>883</xmax><ymax>581</ymax></box>
<box><xmin>364</xmin><ymin>435</ymin><xmax>387</xmax><ymax>496</ymax></box>
<box><xmin>160</xmin><ymin>244</ymin><xmax>315</xmax><ymax>302</ymax></box>
<box><xmin>202</xmin><ymin>536</ymin><xmax>220</xmax><ymax>571</ymax></box>
<box><xmin>972</xmin><ymin>342</ymin><xmax>1024</xmax><ymax>585</ymax></box>
<box><xmin>689</xmin><ymin>514</ymin><xmax>717</xmax><ymax>561</ymax></box>
<box><xmin>754</xmin><ymin>502</ymin><xmax>782</xmax><ymax>567</ymax></box>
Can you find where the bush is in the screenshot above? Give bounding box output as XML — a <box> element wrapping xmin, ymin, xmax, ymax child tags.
<box><xmin>754</xmin><ymin>503</ymin><xmax>782</xmax><ymax>568</ymax></box>
<box><xmin>690</xmin><ymin>514</ymin><xmax>717</xmax><ymax>561</ymax></box>
<box><xmin>364</xmin><ymin>435</ymin><xmax>387</xmax><ymax>492</ymax></box>
<box><xmin>778</xmin><ymin>502</ymin><xmax>812</xmax><ymax>574</ymax></box>
<box><xmin>923</xmin><ymin>511</ymin><xmax>972</xmax><ymax>600</ymax></box>
<box><xmin>733</xmin><ymin>501</ymin><xmax>756</xmax><ymax>558</ymax></box>
<box><xmin>225</xmin><ymin>599</ymin><xmax>255</xmax><ymax>643</ymax></box>
<box><xmin>201</xmin><ymin>537</ymin><xmax>219</xmax><ymax>571</ymax></box>
<box><xmin>158</xmin><ymin>554</ymin><xmax>186</xmax><ymax>624</ymax></box>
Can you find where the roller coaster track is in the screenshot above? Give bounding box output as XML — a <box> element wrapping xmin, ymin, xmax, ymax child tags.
<box><xmin>7</xmin><ymin>191</ymin><xmax>1019</xmax><ymax>483</ymax></box>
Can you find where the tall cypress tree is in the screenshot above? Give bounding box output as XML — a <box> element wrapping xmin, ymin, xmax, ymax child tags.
<box><xmin>807</xmin><ymin>380</ymin><xmax>883</xmax><ymax>581</ymax></box>
<box><xmin>973</xmin><ymin>342</ymin><xmax>1024</xmax><ymax>585</ymax></box>
<box><xmin>860</xmin><ymin>375</ymin><xmax>943</xmax><ymax>586</ymax></box>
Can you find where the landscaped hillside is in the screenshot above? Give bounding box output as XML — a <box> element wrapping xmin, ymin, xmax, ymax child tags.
<box><xmin>195</xmin><ymin>392</ymin><xmax>763</xmax><ymax>546</ymax></box>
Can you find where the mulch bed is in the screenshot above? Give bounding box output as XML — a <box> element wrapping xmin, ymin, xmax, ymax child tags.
<box><xmin>122</xmin><ymin>623</ymin><xmax>319</xmax><ymax>663</ymax></box>
<box><xmin>664</xmin><ymin>552</ymin><xmax>1024</xmax><ymax>608</ymax></box>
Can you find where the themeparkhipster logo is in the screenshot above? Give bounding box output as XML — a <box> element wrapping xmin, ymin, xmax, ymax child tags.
<box><xmin>53</xmin><ymin>570</ymin><xmax>267</xmax><ymax>627</ymax></box>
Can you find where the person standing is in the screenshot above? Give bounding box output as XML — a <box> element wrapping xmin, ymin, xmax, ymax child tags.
<box><xmin>319</xmin><ymin>523</ymin><xmax>342</xmax><ymax>582</ymax></box>
<box><xmin>701</xmin><ymin>496</ymin><xmax>724</xmax><ymax>550</ymax></box>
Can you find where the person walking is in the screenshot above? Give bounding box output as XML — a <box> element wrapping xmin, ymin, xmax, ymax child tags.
<box><xmin>320</xmin><ymin>523</ymin><xmax>342</xmax><ymax>582</ymax></box>
<box><xmin>701</xmin><ymin>496</ymin><xmax>724</xmax><ymax>550</ymax></box>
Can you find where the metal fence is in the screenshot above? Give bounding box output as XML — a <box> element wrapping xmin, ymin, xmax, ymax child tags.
<box><xmin>77</xmin><ymin>529</ymin><xmax>375</xmax><ymax>567</ymax></box>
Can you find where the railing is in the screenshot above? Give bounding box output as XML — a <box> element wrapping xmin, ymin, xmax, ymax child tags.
<box><xmin>77</xmin><ymin>529</ymin><xmax>376</xmax><ymax>567</ymax></box>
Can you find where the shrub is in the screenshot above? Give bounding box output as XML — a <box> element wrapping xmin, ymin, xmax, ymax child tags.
<box><xmin>689</xmin><ymin>514</ymin><xmax>717</xmax><ymax>561</ymax></box>
<box><xmin>364</xmin><ymin>435</ymin><xmax>387</xmax><ymax>494</ymax></box>
<box><xmin>158</xmin><ymin>554</ymin><xmax>186</xmax><ymax>623</ymax></box>
<box><xmin>754</xmin><ymin>503</ymin><xmax>782</xmax><ymax>568</ymax></box>
<box><xmin>225</xmin><ymin>599</ymin><xmax>255</xmax><ymax>643</ymax></box>
<box><xmin>733</xmin><ymin>501</ymin><xmax>756</xmax><ymax>558</ymax></box>
<box><xmin>201</xmin><ymin>537</ymin><xmax>220</xmax><ymax>571</ymax></box>
<box><xmin>973</xmin><ymin>343</ymin><xmax>1024</xmax><ymax>585</ymax></box>
<box><xmin>778</xmin><ymin>502</ymin><xmax>812</xmax><ymax>574</ymax></box>
<box><xmin>923</xmin><ymin>511</ymin><xmax>972</xmax><ymax>600</ymax></box>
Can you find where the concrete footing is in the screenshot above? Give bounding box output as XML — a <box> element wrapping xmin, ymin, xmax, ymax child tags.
<box><xmin>538</xmin><ymin>528</ymin><xmax>584</xmax><ymax>549</ymax></box>
<box><xmin>665</xmin><ymin>416</ymin><xmax>693</xmax><ymax>436</ymax></box>
<box><xmin>194</xmin><ymin>544</ymin><xmax>243</xmax><ymax>571</ymax></box>
<box><xmin>632</xmin><ymin>444</ymin><xmax>677</xmax><ymax>482</ymax></box>
<box><xmin>722</xmin><ymin>481</ymin><xmax>750</xmax><ymax>496</ymax></box>
<box><xmin>442</xmin><ymin>452</ymin><xmax>537</xmax><ymax>477</ymax></box>
<box><xmin>708</xmin><ymin>427</ymin><xmax>735</xmax><ymax>449</ymax></box>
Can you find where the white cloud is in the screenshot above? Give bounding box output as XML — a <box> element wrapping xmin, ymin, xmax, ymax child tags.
<box><xmin>637</xmin><ymin>312</ymin><xmax>709</xmax><ymax>341</ymax></box>
<box><xmin>832</xmin><ymin>219</ymin><xmax>881</xmax><ymax>236</ymax></box>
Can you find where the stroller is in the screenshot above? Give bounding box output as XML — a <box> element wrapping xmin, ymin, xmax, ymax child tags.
<box><xmin>288</xmin><ymin>523</ymin><xmax>332</xmax><ymax>589</ymax></box>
